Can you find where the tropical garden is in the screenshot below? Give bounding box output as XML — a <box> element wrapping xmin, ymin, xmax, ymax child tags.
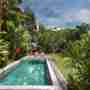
<box><xmin>0</xmin><ymin>0</ymin><xmax>90</xmax><ymax>90</ymax></box>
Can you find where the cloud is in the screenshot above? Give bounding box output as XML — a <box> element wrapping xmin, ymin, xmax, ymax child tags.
<box><xmin>21</xmin><ymin>0</ymin><xmax>90</xmax><ymax>26</ymax></box>
<box><xmin>31</xmin><ymin>0</ymin><xmax>64</xmax><ymax>17</ymax></box>
<box><xmin>63</xmin><ymin>8</ymin><xmax>90</xmax><ymax>23</ymax></box>
<box><xmin>43</xmin><ymin>17</ymin><xmax>64</xmax><ymax>26</ymax></box>
<box><xmin>77</xmin><ymin>9</ymin><xmax>90</xmax><ymax>23</ymax></box>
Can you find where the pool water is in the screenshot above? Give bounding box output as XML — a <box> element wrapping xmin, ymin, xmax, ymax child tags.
<box><xmin>0</xmin><ymin>58</ymin><xmax>49</xmax><ymax>85</ymax></box>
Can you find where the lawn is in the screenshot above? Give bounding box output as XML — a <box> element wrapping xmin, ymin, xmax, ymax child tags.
<box><xmin>48</xmin><ymin>53</ymin><xmax>72</xmax><ymax>80</ymax></box>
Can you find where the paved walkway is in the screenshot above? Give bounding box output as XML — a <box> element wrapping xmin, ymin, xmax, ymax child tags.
<box><xmin>48</xmin><ymin>60</ymin><xmax>68</xmax><ymax>90</ymax></box>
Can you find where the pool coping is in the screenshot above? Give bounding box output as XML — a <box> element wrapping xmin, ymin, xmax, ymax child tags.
<box><xmin>49</xmin><ymin>60</ymin><xmax>68</xmax><ymax>90</ymax></box>
<box><xmin>0</xmin><ymin>85</ymin><xmax>58</xmax><ymax>90</ymax></box>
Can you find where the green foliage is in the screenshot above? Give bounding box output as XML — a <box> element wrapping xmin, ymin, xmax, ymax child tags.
<box><xmin>76</xmin><ymin>23</ymin><xmax>90</xmax><ymax>33</ymax></box>
<box><xmin>37</xmin><ymin>26</ymin><xmax>80</xmax><ymax>53</ymax></box>
<box><xmin>38</xmin><ymin>24</ymin><xmax>90</xmax><ymax>90</ymax></box>
<box><xmin>0</xmin><ymin>0</ymin><xmax>34</xmax><ymax>66</ymax></box>
<box><xmin>65</xmin><ymin>32</ymin><xmax>90</xmax><ymax>90</ymax></box>
<box><xmin>7</xmin><ymin>21</ymin><xmax>17</xmax><ymax>59</ymax></box>
<box><xmin>0</xmin><ymin>32</ymin><xmax>10</xmax><ymax>68</ymax></box>
<box><xmin>15</xmin><ymin>25</ymin><xmax>31</xmax><ymax>59</ymax></box>
<box><xmin>9</xmin><ymin>0</ymin><xmax>22</xmax><ymax>10</ymax></box>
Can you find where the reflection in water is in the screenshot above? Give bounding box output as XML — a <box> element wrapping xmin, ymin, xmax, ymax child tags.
<box><xmin>0</xmin><ymin>59</ymin><xmax>48</xmax><ymax>85</ymax></box>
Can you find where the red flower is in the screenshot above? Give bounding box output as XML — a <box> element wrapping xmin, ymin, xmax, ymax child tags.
<box><xmin>16</xmin><ymin>48</ymin><xmax>21</xmax><ymax>54</ymax></box>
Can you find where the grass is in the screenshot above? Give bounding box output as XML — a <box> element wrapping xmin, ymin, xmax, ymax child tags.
<box><xmin>48</xmin><ymin>53</ymin><xmax>72</xmax><ymax>80</ymax></box>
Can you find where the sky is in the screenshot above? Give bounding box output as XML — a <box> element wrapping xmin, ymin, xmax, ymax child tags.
<box><xmin>20</xmin><ymin>0</ymin><xmax>90</xmax><ymax>27</ymax></box>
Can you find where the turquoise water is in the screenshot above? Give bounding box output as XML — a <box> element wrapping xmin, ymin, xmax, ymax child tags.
<box><xmin>0</xmin><ymin>58</ymin><xmax>49</xmax><ymax>85</ymax></box>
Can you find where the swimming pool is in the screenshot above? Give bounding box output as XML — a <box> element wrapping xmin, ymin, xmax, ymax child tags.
<box><xmin>0</xmin><ymin>57</ymin><xmax>52</xmax><ymax>85</ymax></box>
